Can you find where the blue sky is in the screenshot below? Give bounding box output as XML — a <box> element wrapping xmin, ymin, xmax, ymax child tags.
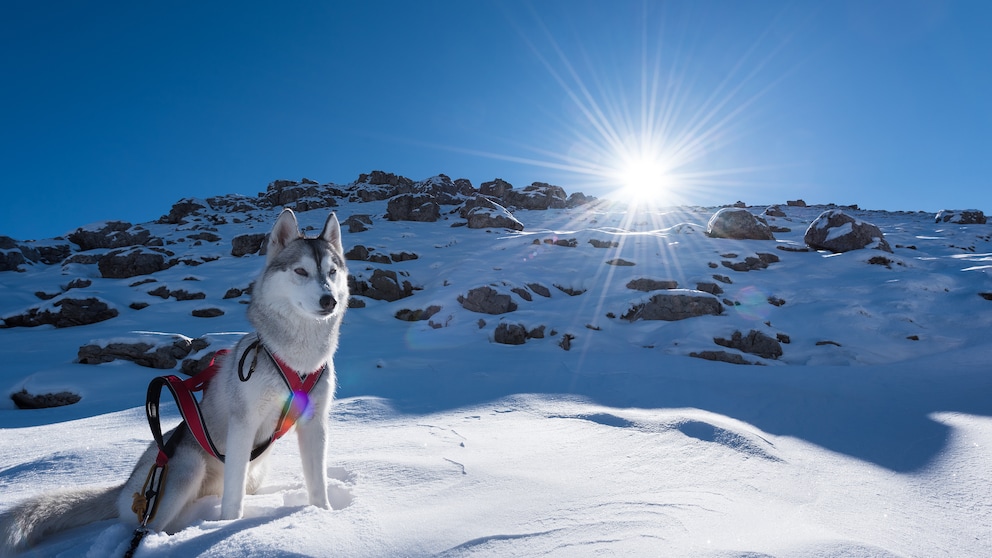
<box><xmin>2</xmin><ymin>0</ymin><xmax>990</xmax><ymax>241</ymax></box>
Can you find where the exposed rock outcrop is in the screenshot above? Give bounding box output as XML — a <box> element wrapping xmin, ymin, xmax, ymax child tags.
<box><xmin>622</xmin><ymin>292</ymin><xmax>723</xmax><ymax>321</ymax></box>
<box><xmin>935</xmin><ymin>209</ymin><xmax>987</xmax><ymax>225</ymax></box>
<box><xmin>2</xmin><ymin>297</ymin><xmax>119</xmax><ymax>328</ymax></box>
<box><xmin>78</xmin><ymin>336</ymin><xmax>209</xmax><ymax>369</ymax></box>
<box><xmin>461</xmin><ymin>197</ymin><xmax>524</xmax><ymax>231</ymax></box>
<box><xmin>386</xmin><ymin>194</ymin><xmax>441</xmax><ymax>222</ymax></box>
<box><xmin>11</xmin><ymin>389</ymin><xmax>82</xmax><ymax>409</ymax></box>
<box><xmin>458</xmin><ymin>286</ymin><xmax>518</xmax><ymax>315</ymax></box>
<box><xmin>626</xmin><ymin>278</ymin><xmax>678</xmax><ymax>292</ymax></box>
<box><xmin>494</xmin><ymin>322</ymin><xmax>529</xmax><ymax>345</ymax></box>
<box><xmin>706</xmin><ymin>208</ymin><xmax>775</xmax><ymax>240</ymax></box>
<box><xmin>68</xmin><ymin>221</ymin><xmax>154</xmax><ymax>251</ymax></box>
<box><xmin>714</xmin><ymin>330</ymin><xmax>783</xmax><ymax>359</ymax></box>
<box><xmin>804</xmin><ymin>210</ymin><xmax>892</xmax><ymax>253</ymax></box>
<box><xmin>98</xmin><ymin>247</ymin><xmax>176</xmax><ymax>278</ymax></box>
<box><xmin>349</xmin><ymin>269</ymin><xmax>415</xmax><ymax>301</ymax></box>
<box><xmin>231</xmin><ymin>233</ymin><xmax>268</xmax><ymax>257</ymax></box>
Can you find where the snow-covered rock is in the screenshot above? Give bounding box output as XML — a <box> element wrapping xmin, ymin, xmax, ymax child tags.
<box><xmin>804</xmin><ymin>209</ymin><xmax>893</xmax><ymax>253</ymax></box>
<box><xmin>935</xmin><ymin>209</ymin><xmax>987</xmax><ymax>224</ymax></box>
<box><xmin>706</xmin><ymin>207</ymin><xmax>775</xmax><ymax>240</ymax></box>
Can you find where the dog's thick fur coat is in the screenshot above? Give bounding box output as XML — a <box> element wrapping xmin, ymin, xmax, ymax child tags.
<box><xmin>0</xmin><ymin>209</ymin><xmax>349</xmax><ymax>555</ymax></box>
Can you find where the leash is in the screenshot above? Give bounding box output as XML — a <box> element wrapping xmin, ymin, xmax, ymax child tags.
<box><xmin>124</xmin><ymin>341</ymin><xmax>326</xmax><ymax>557</ymax></box>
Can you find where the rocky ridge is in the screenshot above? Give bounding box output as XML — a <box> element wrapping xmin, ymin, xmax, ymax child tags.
<box><xmin>2</xmin><ymin>171</ymin><xmax>991</xmax><ymax>407</ymax></box>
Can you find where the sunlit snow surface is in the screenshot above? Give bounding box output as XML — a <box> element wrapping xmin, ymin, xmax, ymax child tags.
<box><xmin>1</xmin><ymin>200</ymin><xmax>990</xmax><ymax>557</ymax></box>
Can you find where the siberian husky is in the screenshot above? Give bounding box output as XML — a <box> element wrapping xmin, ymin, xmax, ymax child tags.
<box><xmin>0</xmin><ymin>208</ymin><xmax>349</xmax><ymax>554</ymax></box>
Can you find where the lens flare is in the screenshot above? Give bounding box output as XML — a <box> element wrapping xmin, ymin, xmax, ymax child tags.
<box><xmin>734</xmin><ymin>285</ymin><xmax>771</xmax><ymax>322</ymax></box>
<box><xmin>287</xmin><ymin>390</ymin><xmax>313</xmax><ymax>423</ymax></box>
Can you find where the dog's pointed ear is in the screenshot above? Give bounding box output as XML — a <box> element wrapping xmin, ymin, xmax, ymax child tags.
<box><xmin>320</xmin><ymin>213</ymin><xmax>344</xmax><ymax>254</ymax></box>
<box><xmin>267</xmin><ymin>208</ymin><xmax>301</xmax><ymax>263</ymax></box>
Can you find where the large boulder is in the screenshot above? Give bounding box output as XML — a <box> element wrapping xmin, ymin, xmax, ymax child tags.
<box><xmin>458</xmin><ymin>286</ymin><xmax>518</xmax><ymax>315</ymax></box>
<box><xmin>348</xmin><ymin>269</ymin><xmax>415</xmax><ymax>302</ymax></box>
<box><xmin>480</xmin><ymin>178</ymin><xmax>513</xmax><ymax>198</ymax></box>
<box><xmin>461</xmin><ymin>197</ymin><xmax>524</xmax><ymax>231</ymax></box>
<box><xmin>417</xmin><ymin>174</ymin><xmax>475</xmax><ymax>204</ymax></box>
<box><xmin>68</xmin><ymin>221</ymin><xmax>153</xmax><ymax>251</ymax></box>
<box><xmin>261</xmin><ymin>179</ymin><xmax>341</xmax><ymax>211</ymax></box>
<box><xmin>2</xmin><ymin>297</ymin><xmax>119</xmax><ymax>328</ymax></box>
<box><xmin>11</xmin><ymin>389</ymin><xmax>81</xmax><ymax>409</ymax></box>
<box><xmin>33</xmin><ymin>241</ymin><xmax>74</xmax><ymax>265</ymax></box>
<box><xmin>804</xmin><ymin>210</ymin><xmax>892</xmax><ymax>253</ymax></box>
<box><xmin>78</xmin><ymin>336</ymin><xmax>208</xmax><ymax>369</ymax></box>
<box><xmin>622</xmin><ymin>291</ymin><xmax>723</xmax><ymax>321</ymax></box>
<box><xmin>349</xmin><ymin>171</ymin><xmax>417</xmax><ymax>202</ymax></box>
<box><xmin>502</xmin><ymin>182</ymin><xmax>567</xmax><ymax>210</ymax></box>
<box><xmin>98</xmin><ymin>247</ymin><xmax>175</xmax><ymax>278</ymax></box>
<box><xmin>158</xmin><ymin>198</ymin><xmax>207</xmax><ymax>224</ymax></box>
<box><xmin>231</xmin><ymin>233</ymin><xmax>268</xmax><ymax>257</ymax></box>
<box><xmin>706</xmin><ymin>208</ymin><xmax>775</xmax><ymax>240</ymax></box>
<box><xmin>386</xmin><ymin>194</ymin><xmax>441</xmax><ymax>222</ymax></box>
<box><xmin>494</xmin><ymin>322</ymin><xmax>528</xmax><ymax>345</ymax></box>
<box><xmin>0</xmin><ymin>236</ymin><xmax>32</xmax><ymax>271</ymax></box>
<box><xmin>935</xmin><ymin>209</ymin><xmax>987</xmax><ymax>225</ymax></box>
<box><xmin>714</xmin><ymin>330</ymin><xmax>783</xmax><ymax>359</ymax></box>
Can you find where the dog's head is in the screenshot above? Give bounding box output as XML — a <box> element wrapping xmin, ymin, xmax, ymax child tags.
<box><xmin>262</xmin><ymin>208</ymin><xmax>350</xmax><ymax>319</ymax></box>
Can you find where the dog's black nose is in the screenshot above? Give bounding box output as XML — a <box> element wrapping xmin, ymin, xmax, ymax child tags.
<box><xmin>319</xmin><ymin>295</ymin><xmax>336</xmax><ymax>312</ymax></box>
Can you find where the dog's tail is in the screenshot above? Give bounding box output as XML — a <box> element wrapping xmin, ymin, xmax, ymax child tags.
<box><xmin>0</xmin><ymin>484</ymin><xmax>122</xmax><ymax>556</ymax></box>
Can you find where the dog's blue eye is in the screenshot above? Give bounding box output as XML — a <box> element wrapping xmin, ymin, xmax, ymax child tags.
<box><xmin>328</xmin><ymin>269</ymin><xmax>337</xmax><ymax>276</ymax></box>
<box><xmin>294</xmin><ymin>267</ymin><xmax>308</xmax><ymax>277</ymax></box>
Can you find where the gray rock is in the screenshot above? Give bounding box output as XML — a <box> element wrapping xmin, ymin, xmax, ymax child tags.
<box><xmin>34</xmin><ymin>242</ymin><xmax>72</xmax><ymax>265</ymax></box>
<box><xmin>343</xmin><ymin>214</ymin><xmax>373</xmax><ymax>233</ymax></box>
<box><xmin>386</xmin><ymin>194</ymin><xmax>441</xmax><ymax>222</ymax></box>
<box><xmin>721</xmin><ymin>252</ymin><xmax>780</xmax><ymax>272</ymax></box>
<box><xmin>231</xmin><ymin>233</ymin><xmax>268</xmax><ymax>257</ymax></box>
<box><xmin>479</xmin><ymin>178</ymin><xmax>513</xmax><ymax>198</ymax></box>
<box><xmin>527</xmin><ymin>283</ymin><xmax>551</xmax><ymax>298</ymax></box>
<box><xmin>159</xmin><ymin>198</ymin><xmax>207</xmax><ymax>224</ymax></box>
<box><xmin>696</xmin><ymin>282</ymin><xmax>724</xmax><ymax>295</ymax></box>
<box><xmin>349</xmin><ymin>269</ymin><xmax>415</xmax><ymax>302</ymax></box>
<box><xmin>68</xmin><ymin>221</ymin><xmax>153</xmax><ymax>251</ymax></box>
<box><xmin>395</xmin><ymin>305</ymin><xmax>442</xmax><ymax>322</ymax></box>
<box><xmin>494</xmin><ymin>323</ymin><xmax>528</xmax><ymax>345</ymax></box>
<box><xmin>804</xmin><ymin>210</ymin><xmax>892</xmax><ymax>253</ymax></box>
<box><xmin>463</xmin><ymin>198</ymin><xmax>524</xmax><ymax>231</ymax></box>
<box><xmin>458</xmin><ymin>286</ymin><xmax>518</xmax><ymax>315</ymax></box>
<box><xmin>706</xmin><ymin>208</ymin><xmax>775</xmax><ymax>240</ymax></box>
<box><xmin>626</xmin><ymin>278</ymin><xmax>678</xmax><ymax>291</ymax></box>
<box><xmin>98</xmin><ymin>247</ymin><xmax>174</xmax><ymax>278</ymax></box>
<box><xmin>688</xmin><ymin>351</ymin><xmax>755</xmax><ymax>365</ymax></box>
<box><xmin>192</xmin><ymin>308</ymin><xmax>224</xmax><ymax>318</ymax></box>
<box><xmin>502</xmin><ymin>182</ymin><xmax>567</xmax><ymax>210</ymax></box>
<box><xmin>714</xmin><ymin>330</ymin><xmax>783</xmax><ymax>359</ymax></box>
<box><xmin>11</xmin><ymin>389</ymin><xmax>81</xmax><ymax>409</ymax></box>
<box><xmin>935</xmin><ymin>209</ymin><xmax>987</xmax><ymax>224</ymax></box>
<box><xmin>78</xmin><ymin>336</ymin><xmax>208</xmax><ymax>368</ymax></box>
<box><xmin>0</xmin><ymin>248</ymin><xmax>26</xmax><ymax>272</ymax></box>
<box><xmin>2</xmin><ymin>297</ymin><xmax>119</xmax><ymax>328</ymax></box>
<box><xmin>622</xmin><ymin>292</ymin><xmax>723</xmax><ymax>321</ymax></box>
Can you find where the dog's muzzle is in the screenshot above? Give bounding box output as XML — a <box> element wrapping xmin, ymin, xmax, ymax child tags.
<box><xmin>319</xmin><ymin>294</ymin><xmax>337</xmax><ymax>314</ymax></box>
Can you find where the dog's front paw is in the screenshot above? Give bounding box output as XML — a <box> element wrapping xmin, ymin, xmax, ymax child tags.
<box><xmin>220</xmin><ymin>501</ymin><xmax>244</xmax><ymax>521</ymax></box>
<box><xmin>309</xmin><ymin>494</ymin><xmax>331</xmax><ymax>510</ymax></box>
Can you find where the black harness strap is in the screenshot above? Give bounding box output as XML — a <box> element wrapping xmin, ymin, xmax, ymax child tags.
<box><xmin>127</xmin><ymin>341</ymin><xmax>326</xmax><ymax>557</ymax></box>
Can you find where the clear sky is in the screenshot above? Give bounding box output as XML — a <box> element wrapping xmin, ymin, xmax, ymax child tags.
<box><xmin>2</xmin><ymin>0</ymin><xmax>990</xmax><ymax>241</ymax></box>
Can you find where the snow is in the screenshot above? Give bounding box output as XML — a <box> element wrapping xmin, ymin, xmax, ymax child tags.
<box><xmin>1</xmin><ymin>198</ymin><xmax>991</xmax><ymax>557</ymax></box>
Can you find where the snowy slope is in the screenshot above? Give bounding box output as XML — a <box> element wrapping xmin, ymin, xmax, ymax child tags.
<box><xmin>1</xmin><ymin>180</ymin><xmax>991</xmax><ymax>557</ymax></box>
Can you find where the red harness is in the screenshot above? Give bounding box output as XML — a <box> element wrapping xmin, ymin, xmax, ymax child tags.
<box><xmin>130</xmin><ymin>341</ymin><xmax>326</xmax><ymax>553</ymax></box>
<box><xmin>145</xmin><ymin>341</ymin><xmax>326</xmax><ymax>465</ymax></box>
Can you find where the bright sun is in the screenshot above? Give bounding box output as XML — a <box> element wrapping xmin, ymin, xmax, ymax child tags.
<box><xmin>616</xmin><ymin>155</ymin><xmax>673</xmax><ymax>202</ymax></box>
